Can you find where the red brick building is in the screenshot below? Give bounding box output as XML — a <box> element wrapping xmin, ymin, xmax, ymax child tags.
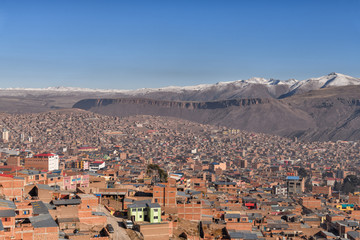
<box><xmin>153</xmin><ymin>184</ymin><xmax>176</xmax><ymax>207</ymax></box>
<box><xmin>0</xmin><ymin>175</ymin><xmax>25</xmax><ymax>201</ymax></box>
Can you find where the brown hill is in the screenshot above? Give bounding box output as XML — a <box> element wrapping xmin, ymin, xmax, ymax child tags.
<box><xmin>72</xmin><ymin>85</ymin><xmax>360</xmax><ymax>142</ymax></box>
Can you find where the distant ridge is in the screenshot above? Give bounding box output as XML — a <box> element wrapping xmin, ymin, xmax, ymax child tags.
<box><xmin>72</xmin><ymin>85</ymin><xmax>360</xmax><ymax>142</ymax></box>
<box><xmin>73</xmin><ymin>98</ymin><xmax>268</xmax><ymax>111</ymax></box>
<box><xmin>279</xmin><ymin>73</ymin><xmax>360</xmax><ymax>98</ymax></box>
<box><xmin>1</xmin><ymin>73</ymin><xmax>359</xmax><ymax>101</ymax></box>
<box><xmin>0</xmin><ymin>73</ymin><xmax>360</xmax><ymax>142</ymax></box>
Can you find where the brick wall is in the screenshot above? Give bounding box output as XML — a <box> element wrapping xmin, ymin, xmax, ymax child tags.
<box><xmin>139</xmin><ymin>222</ymin><xmax>170</xmax><ymax>240</ymax></box>
<box><xmin>177</xmin><ymin>202</ymin><xmax>202</xmax><ymax>221</ymax></box>
<box><xmin>0</xmin><ymin>176</ymin><xmax>25</xmax><ymax>201</ymax></box>
<box><xmin>312</xmin><ymin>186</ymin><xmax>332</xmax><ymax>196</ymax></box>
<box><xmin>226</xmin><ymin>222</ymin><xmax>253</xmax><ymax>231</ymax></box>
<box><xmin>300</xmin><ymin>197</ymin><xmax>321</xmax><ymax>209</ymax></box>
<box><xmin>33</xmin><ymin>226</ymin><xmax>58</xmax><ymax>240</ymax></box>
<box><xmin>153</xmin><ymin>185</ymin><xmax>176</xmax><ymax>207</ymax></box>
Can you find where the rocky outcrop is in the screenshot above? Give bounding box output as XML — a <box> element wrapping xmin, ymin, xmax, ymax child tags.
<box><xmin>73</xmin><ymin>98</ymin><xmax>268</xmax><ymax>111</ymax></box>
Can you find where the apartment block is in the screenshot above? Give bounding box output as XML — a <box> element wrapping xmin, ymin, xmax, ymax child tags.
<box><xmin>24</xmin><ymin>153</ymin><xmax>59</xmax><ymax>171</ymax></box>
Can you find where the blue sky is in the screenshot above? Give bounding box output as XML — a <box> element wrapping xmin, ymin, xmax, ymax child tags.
<box><xmin>0</xmin><ymin>0</ymin><xmax>359</xmax><ymax>89</ymax></box>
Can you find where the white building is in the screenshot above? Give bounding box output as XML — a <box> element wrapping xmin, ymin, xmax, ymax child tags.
<box><xmin>2</xmin><ymin>129</ymin><xmax>9</xmax><ymax>142</ymax></box>
<box><xmin>272</xmin><ymin>185</ymin><xmax>287</xmax><ymax>196</ymax></box>
<box><xmin>28</xmin><ymin>153</ymin><xmax>59</xmax><ymax>172</ymax></box>
<box><xmin>89</xmin><ymin>161</ymin><xmax>105</xmax><ymax>172</ymax></box>
<box><xmin>47</xmin><ymin>154</ymin><xmax>60</xmax><ymax>171</ymax></box>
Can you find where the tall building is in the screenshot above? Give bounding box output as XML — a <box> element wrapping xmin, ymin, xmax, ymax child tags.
<box><xmin>240</xmin><ymin>159</ymin><xmax>248</xmax><ymax>168</ymax></box>
<box><xmin>24</xmin><ymin>153</ymin><xmax>59</xmax><ymax>172</ymax></box>
<box><xmin>2</xmin><ymin>128</ymin><xmax>9</xmax><ymax>142</ymax></box>
<box><xmin>153</xmin><ymin>184</ymin><xmax>176</xmax><ymax>207</ymax></box>
<box><xmin>286</xmin><ymin>176</ymin><xmax>305</xmax><ymax>196</ymax></box>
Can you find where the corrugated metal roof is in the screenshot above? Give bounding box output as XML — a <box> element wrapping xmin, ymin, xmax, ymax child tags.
<box><xmin>36</xmin><ymin>184</ymin><xmax>55</xmax><ymax>190</ymax></box>
<box><xmin>147</xmin><ymin>203</ymin><xmax>161</xmax><ymax>208</ymax></box>
<box><xmin>286</xmin><ymin>176</ymin><xmax>300</xmax><ymax>180</ymax></box>
<box><xmin>0</xmin><ymin>210</ymin><xmax>16</xmax><ymax>217</ymax></box>
<box><xmin>0</xmin><ymin>199</ymin><xmax>16</xmax><ymax>209</ymax></box>
<box><xmin>228</xmin><ymin>231</ymin><xmax>258</xmax><ymax>240</ymax></box>
<box><xmin>52</xmin><ymin>199</ymin><xmax>81</xmax><ymax>206</ymax></box>
<box><xmin>29</xmin><ymin>214</ymin><xmax>58</xmax><ymax>228</ymax></box>
<box><xmin>225</xmin><ymin>213</ymin><xmax>241</xmax><ymax>219</ymax></box>
<box><xmin>31</xmin><ymin>201</ymin><xmax>49</xmax><ymax>215</ymax></box>
<box><xmin>128</xmin><ymin>200</ymin><xmax>160</xmax><ymax>209</ymax></box>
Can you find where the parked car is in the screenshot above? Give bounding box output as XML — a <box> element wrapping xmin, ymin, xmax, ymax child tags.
<box><xmin>106</xmin><ymin>224</ymin><xmax>114</xmax><ymax>233</ymax></box>
<box><xmin>125</xmin><ymin>220</ymin><xmax>133</xmax><ymax>229</ymax></box>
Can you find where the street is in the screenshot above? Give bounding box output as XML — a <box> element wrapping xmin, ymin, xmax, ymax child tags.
<box><xmin>98</xmin><ymin>205</ymin><xmax>131</xmax><ymax>240</ymax></box>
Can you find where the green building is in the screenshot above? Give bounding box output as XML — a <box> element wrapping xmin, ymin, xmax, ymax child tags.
<box><xmin>128</xmin><ymin>200</ymin><xmax>161</xmax><ymax>223</ymax></box>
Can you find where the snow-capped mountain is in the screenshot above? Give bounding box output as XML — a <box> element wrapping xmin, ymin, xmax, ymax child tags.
<box><xmin>0</xmin><ymin>76</ymin><xmax>297</xmax><ymax>94</ymax></box>
<box><xmin>130</xmin><ymin>77</ymin><xmax>298</xmax><ymax>100</ymax></box>
<box><xmin>282</xmin><ymin>73</ymin><xmax>360</xmax><ymax>98</ymax></box>
<box><xmin>0</xmin><ymin>73</ymin><xmax>358</xmax><ymax>100</ymax></box>
<box><xmin>0</xmin><ymin>76</ymin><xmax>297</xmax><ymax>100</ymax></box>
<box><xmin>128</xmin><ymin>73</ymin><xmax>358</xmax><ymax>100</ymax></box>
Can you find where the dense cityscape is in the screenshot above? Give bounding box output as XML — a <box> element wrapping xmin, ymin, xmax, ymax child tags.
<box><xmin>1</xmin><ymin>1</ymin><xmax>359</xmax><ymax>240</ymax></box>
<box><xmin>0</xmin><ymin>110</ymin><xmax>359</xmax><ymax>239</ymax></box>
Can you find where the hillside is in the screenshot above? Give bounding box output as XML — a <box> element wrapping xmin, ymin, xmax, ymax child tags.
<box><xmin>0</xmin><ymin>73</ymin><xmax>359</xmax><ymax>113</ymax></box>
<box><xmin>72</xmin><ymin>85</ymin><xmax>360</xmax><ymax>142</ymax></box>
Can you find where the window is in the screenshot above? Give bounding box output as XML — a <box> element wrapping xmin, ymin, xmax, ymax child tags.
<box><xmin>153</xmin><ymin>209</ymin><xmax>158</xmax><ymax>212</ymax></box>
<box><xmin>154</xmin><ymin>216</ymin><xmax>158</xmax><ymax>219</ymax></box>
<box><xmin>139</xmin><ymin>215</ymin><xmax>142</xmax><ymax>218</ymax></box>
<box><xmin>154</xmin><ymin>199</ymin><xmax>158</xmax><ymax>203</ymax></box>
<box><xmin>23</xmin><ymin>210</ymin><xmax>30</xmax><ymax>215</ymax></box>
<box><xmin>4</xmin><ymin>228</ymin><xmax>10</xmax><ymax>232</ymax></box>
<box><xmin>137</xmin><ymin>208</ymin><xmax>142</xmax><ymax>211</ymax></box>
<box><xmin>3</xmin><ymin>218</ymin><xmax>11</xmax><ymax>222</ymax></box>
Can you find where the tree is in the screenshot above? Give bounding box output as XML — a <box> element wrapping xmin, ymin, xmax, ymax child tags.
<box><xmin>305</xmin><ymin>178</ymin><xmax>313</xmax><ymax>192</ymax></box>
<box><xmin>344</xmin><ymin>175</ymin><xmax>360</xmax><ymax>185</ymax></box>
<box><xmin>298</xmin><ymin>167</ymin><xmax>308</xmax><ymax>178</ymax></box>
<box><xmin>146</xmin><ymin>164</ymin><xmax>168</xmax><ymax>183</ymax></box>
<box><xmin>342</xmin><ymin>181</ymin><xmax>354</xmax><ymax>194</ymax></box>
<box><xmin>322</xmin><ymin>171</ymin><xmax>334</xmax><ymax>179</ymax></box>
<box><xmin>341</xmin><ymin>175</ymin><xmax>360</xmax><ymax>194</ymax></box>
<box><xmin>333</xmin><ymin>181</ymin><xmax>342</xmax><ymax>191</ymax></box>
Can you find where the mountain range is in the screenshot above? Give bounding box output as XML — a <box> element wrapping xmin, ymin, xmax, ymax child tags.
<box><xmin>1</xmin><ymin>72</ymin><xmax>359</xmax><ymax>101</ymax></box>
<box><xmin>1</xmin><ymin>72</ymin><xmax>360</xmax><ymax>142</ymax></box>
